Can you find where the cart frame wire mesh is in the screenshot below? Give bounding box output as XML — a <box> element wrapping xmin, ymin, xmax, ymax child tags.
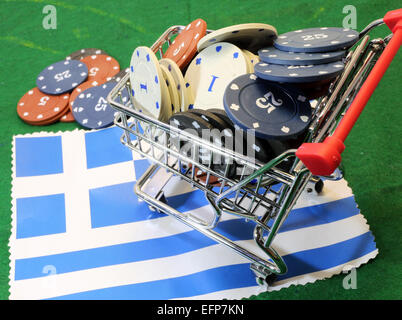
<box><xmin>107</xmin><ymin>22</ymin><xmax>391</xmax><ymax>285</ymax></box>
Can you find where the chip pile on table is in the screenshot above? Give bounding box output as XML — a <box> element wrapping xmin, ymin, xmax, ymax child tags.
<box><xmin>124</xmin><ymin>19</ymin><xmax>360</xmax><ymax>177</ymax></box>
<box><xmin>16</xmin><ymin>48</ymin><xmax>128</xmax><ymax>129</ymax></box>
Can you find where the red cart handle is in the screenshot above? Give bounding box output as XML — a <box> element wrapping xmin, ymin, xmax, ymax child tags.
<box><xmin>296</xmin><ymin>8</ymin><xmax>402</xmax><ymax>176</ymax></box>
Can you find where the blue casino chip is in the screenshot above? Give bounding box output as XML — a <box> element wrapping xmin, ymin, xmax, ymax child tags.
<box><xmin>274</xmin><ymin>27</ymin><xmax>359</xmax><ymax>53</ymax></box>
<box><xmin>254</xmin><ymin>60</ymin><xmax>344</xmax><ymax>83</ymax></box>
<box><xmin>223</xmin><ymin>73</ymin><xmax>312</xmax><ymax>140</ymax></box>
<box><xmin>71</xmin><ymin>82</ymin><xmax>117</xmax><ymax>129</ymax></box>
<box><xmin>258</xmin><ymin>46</ymin><xmax>346</xmax><ymax>65</ymax></box>
<box><xmin>36</xmin><ymin>60</ymin><xmax>88</xmax><ymax>95</ymax></box>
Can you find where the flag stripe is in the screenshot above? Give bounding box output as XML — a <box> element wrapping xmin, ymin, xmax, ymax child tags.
<box><xmin>277</xmin><ymin>231</ymin><xmax>376</xmax><ymax>280</ymax></box>
<box><xmin>48</xmin><ymin>232</ymin><xmax>375</xmax><ymax>300</ymax></box>
<box><xmin>10</xmin><ymin>194</ymin><xmax>356</xmax><ymax>259</ymax></box>
<box><xmin>182</xmin><ymin>250</ymin><xmax>378</xmax><ymax>300</ymax></box>
<box><xmin>164</xmin><ymin>191</ymin><xmax>358</xmax><ymax>230</ymax></box>
<box><xmin>271</xmin><ymin>196</ymin><xmax>358</xmax><ymax>232</ymax></box>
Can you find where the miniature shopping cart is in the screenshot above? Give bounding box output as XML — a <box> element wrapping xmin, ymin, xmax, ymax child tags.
<box><xmin>107</xmin><ymin>9</ymin><xmax>402</xmax><ymax>286</ymax></box>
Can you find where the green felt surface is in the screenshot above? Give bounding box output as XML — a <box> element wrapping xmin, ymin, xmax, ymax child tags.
<box><xmin>0</xmin><ymin>0</ymin><xmax>401</xmax><ymax>300</ymax></box>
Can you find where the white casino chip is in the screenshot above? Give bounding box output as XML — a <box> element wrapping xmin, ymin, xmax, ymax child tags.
<box><xmin>184</xmin><ymin>42</ymin><xmax>248</xmax><ymax>111</ymax></box>
<box><xmin>242</xmin><ymin>49</ymin><xmax>260</xmax><ymax>73</ymax></box>
<box><xmin>158</xmin><ymin>65</ymin><xmax>172</xmax><ymax>122</ymax></box>
<box><xmin>129</xmin><ymin>46</ymin><xmax>164</xmax><ymax>120</ymax></box>
<box><xmin>197</xmin><ymin>23</ymin><xmax>277</xmax><ymax>53</ymax></box>
<box><xmin>160</xmin><ymin>63</ymin><xmax>180</xmax><ymax>115</ymax></box>
<box><xmin>159</xmin><ymin>58</ymin><xmax>193</xmax><ymax>112</ymax></box>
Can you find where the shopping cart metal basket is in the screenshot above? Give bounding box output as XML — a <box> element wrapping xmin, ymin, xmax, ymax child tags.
<box><xmin>107</xmin><ymin>9</ymin><xmax>402</xmax><ymax>286</ymax></box>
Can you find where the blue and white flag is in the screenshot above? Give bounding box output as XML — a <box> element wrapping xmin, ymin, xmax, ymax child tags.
<box><xmin>9</xmin><ymin>127</ymin><xmax>378</xmax><ymax>299</ymax></box>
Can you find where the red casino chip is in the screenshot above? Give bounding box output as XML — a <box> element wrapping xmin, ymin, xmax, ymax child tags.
<box><xmin>60</xmin><ymin>110</ymin><xmax>76</xmax><ymax>122</ymax></box>
<box><xmin>194</xmin><ymin>167</ymin><xmax>222</xmax><ymax>186</ymax></box>
<box><xmin>17</xmin><ymin>88</ymin><xmax>69</xmax><ymax>125</ymax></box>
<box><xmin>81</xmin><ymin>54</ymin><xmax>120</xmax><ymax>84</ymax></box>
<box><xmin>163</xmin><ymin>18</ymin><xmax>207</xmax><ymax>70</ymax></box>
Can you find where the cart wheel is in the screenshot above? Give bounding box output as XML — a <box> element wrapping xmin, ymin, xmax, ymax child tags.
<box><xmin>314</xmin><ymin>179</ymin><xmax>324</xmax><ymax>194</ymax></box>
<box><xmin>266</xmin><ymin>273</ymin><xmax>277</xmax><ymax>286</ymax></box>
<box><xmin>256</xmin><ymin>277</ymin><xmax>264</xmax><ymax>286</ymax></box>
<box><xmin>256</xmin><ymin>274</ymin><xmax>277</xmax><ymax>287</ymax></box>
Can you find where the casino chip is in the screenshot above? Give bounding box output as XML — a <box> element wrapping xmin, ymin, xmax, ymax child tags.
<box><xmin>208</xmin><ymin>108</ymin><xmax>297</xmax><ymax>173</ymax></box>
<box><xmin>207</xmin><ymin>108</ymin><xmax>234</xmax><ymax>126</ymax></box>
<box><xmin>302</xmin><ymin>84</ymin><xmax>331</xmax><ymax>99</ymax></box>
<box><xmin>81</xmin><ymin>54</ymin><xmax>120</xmax><ymax>84</ymax></box>
<box><xmin>208</xmin><ymin>109</ymin><xmax>302</xmax><ymax>172</ymax></box>
<box><xmin>163</xmin><ymin>18</ymin><xmax>207</xmax><ymax>70</ymax></box>
<box><xmin>169</xmin><ymin>111</ymin><xmax>214</xmax><ymax>160</ymax></box>
<box><xmin>193</xmin><ymin>167</ymin><xmax>222</xmax><ymax>185</ymax></box>
<box><xmin>242</xmin><ymin>49</ymin><xmax>260</xmax><ymax>72</ymax></box>
<box><xmin>274</xmin><ymin>27</ymin><xmax>359</xmax><ymax>53</ymax></box>
<box><xmin>242</xmin><ymin>50</ymin><xmax>254</xmax><ymax>73</ymax></box>
<box><xmin>109</xmin><ymin>67</ymin><xmax>129</xmax><ymax>83</ymax></box>
<box><xmin>197</xmin><ymin>23</ymin><xmax>277</xmax><ymax>54</ymax></box>
<box><xmin>184</xmin><ymin>42</ymin><xmax>248</xmax><ymax>111</ymax></box>
<box><xmin>207</xmin><ymin>109</ymin><xmax>275</xmax><ymax>164</ymax></box>
<box><xmin>130</xmin><ymin>46</ymin><xmax>165</xmax><ymax>119</ymax></box>
<box><xmin>68</xmin><ymin>80</ymin><xmax>99</xmax><ymax>112</ymax></box>
<box><xmin>105</xmin><ymin>73</ymin><xmax>132</xmax><ymax>112</ymax></box>
<box><xmin>223</xmin><ymin>73</ymin><xmax>312</xmax><ymax>140</ymax></box>
<box><xmin>169</xmin><ymin>111</ymin><xmax>213</xmax><ymax>134</ymax></box>
<box><xmin>66</xmin><ymin>48</ymin><xmax>110</xmax><ymax>61</ymax></box>
<box><xmin>105</xmin><ymin>68</ymin><xmax>132</xmax><ymax>110</ymax></box>
<box><xmin>189</xmin><ymin>109</ymin><xmax>252</xmax><ymax>163</ymax></box>
<box><xmin>60</xmin><ymin>110</ymin><xmax>75</xmax><ymax>122</ymax></box>
<box><xmin>187</xmin><ymin>109</ymin><xmax>230</xmax><ymax>130</ymax></box>
<box><xmin>254</xmin><ymin>60</ymin><xmax>345</xmax><ymax>83</ymax></box>
<box><xmin>36</xmin><ymin>60</ymin><xmax>88</xmax><ymax>95</ymax></box>
<box><xmin>17</xmin><ymin>87</ymin><xmax>70</xmax><ymax>125</ymax></box>
<box><xmin>158</xmin><ymin>67</ymin><xmax>173</xmax><ymax>122</ymax></box>
<box><xmin>295</xmin><ymin>79</ymin><xmax>332</xmax><ymax>99</ymax></box>
<box><xmin>160</xmin><ymin>63</ymin><xmax>180</xmax><ymax>114</ymax></box>
<box><xmin>202</xmin><ymin>108</ymin><xmax>243</xmax><ymax>156</ymax></box>
<box><xmin>169</xmin><ymin>112</ymin><xmax>235</xmax><ymax>177</ymax></box>
<box><xmin>258</xmin><ymin>46</ymin><xmax>346</xmax><ymax>65</ymax></box>
<box><xmin>71</xmin><ymin>82</ymin><xmax>118</xmax><ymax>129</ymax></box>
<box><xmin>159</xmin><ymin>58</ymin><xmax>192</xmax><ymax>112</ymax></box>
